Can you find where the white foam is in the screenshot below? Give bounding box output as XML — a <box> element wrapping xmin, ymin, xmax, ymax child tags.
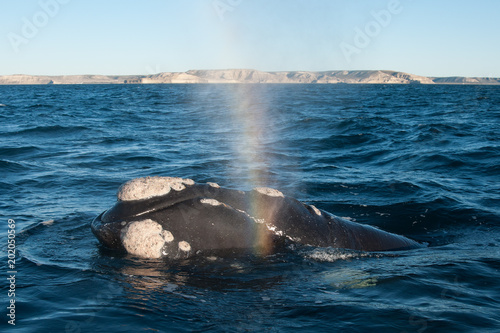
<box><xmin>236</xmin><ymin>208</ymin><xmax>265</xmax><ymax>224</ymax></box>
<box><xmin>304</xmin><ymin>248</ymin><xmax>370</xmax><ymax>263</ymax></box>
<box><xmin>117</xmin><ymin>176</ymin><xmax>195</xmax><ymax>201</ymax></box>
<box><xmin>200</xmin><ymin>198</ymin><xmax>222</xmax><ymax>206</ymax></box>
<box><xmin>121</xmin><ymin>219</ymin><xmax>172</xmax><ymax>258</ymax></box>
<box><xmin>266</xmin><ymin>224</ymin><xmax>284</xmax><ymax>237</ymax></box>
<box><xmin>253</xmin><ymin>187</ymin><xmax>284</xmax><ymax>198</ymax></box>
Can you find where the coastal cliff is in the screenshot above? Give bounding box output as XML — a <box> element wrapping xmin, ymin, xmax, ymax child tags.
<box><xmin>0</xmin><ymin>70</ymin><xmax>498</xmax><ymax>85</ymax></box>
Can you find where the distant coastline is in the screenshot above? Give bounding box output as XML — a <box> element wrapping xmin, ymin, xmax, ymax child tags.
<box><xmin>1</xmin><ymin>69</ymin><xmax>499</xmax><ymax>85</ymax></box>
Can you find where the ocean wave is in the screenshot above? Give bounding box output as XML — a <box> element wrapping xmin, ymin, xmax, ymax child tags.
<box><xmin>27</xmin><ymin>103</ymin><xmax>55</xmax><ymax>109</ymax></box>
<box><xmin>0</xmin><ymin>159</ymin><xmax>32</xmax><ymax>173</ymax></box>
<box><xmin>8</xmin><ymin>124</ymin><xmax>89</xmax><ymax>136</ymax></box>
<box><xmin>0</xmin><ymin>145</ymin><xmax>42</xmax><ymax>158</ymax></box>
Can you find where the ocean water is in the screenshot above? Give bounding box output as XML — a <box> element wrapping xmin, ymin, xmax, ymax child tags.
<box><xmin>0</xmin><ymin>83</ymin><xmax>499</xmax><ymax>332</ymax></box>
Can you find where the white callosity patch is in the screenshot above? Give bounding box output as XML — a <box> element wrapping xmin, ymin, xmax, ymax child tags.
<box><xmin>200</xmin><ymin>198</ymin><xmax>222</xmax><ymax>206</ymax></box>
<box><xmin>253</xmin><ymin>187</ymin><xmax>284</xmax><ymax>198</ymax></box>
<box><xmin>117</xmin><ymin>176</ymin><xmax>195</xmax><ymax>201</ymax></box>
<box><xmin>178</xmin><ymin>241</ymin><xmax>191</xmax><ymax>252</ymax></box>
<box><xmin>310</xmin><ymin>205</ymin><xmax>322</xmax><ymax>216</ymax></box>
<box><xmin>121</xmin><ymin>219</ymin><xmax>173</xmax><ymax>259</ymax></box>
<box><xmin>163</xmin><ymin>230</ymin><xmax>174</xmax><ymax>242</ymax></box>
<box><xmin>207</xmin><ymin>182</ymin><xmax>220</xmax><ymax>188</ymax></box>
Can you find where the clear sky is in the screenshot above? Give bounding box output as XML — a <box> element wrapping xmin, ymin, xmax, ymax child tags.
<box><xmin>1</xmin><ymin>0</ymin><xmax>499</xmax><ymax>77</ymax></box>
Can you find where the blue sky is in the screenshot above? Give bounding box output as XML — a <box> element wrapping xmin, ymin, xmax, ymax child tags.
<box><xmin>1</xmin><ymin>0</ymin><xmax>499</xmax><ymax>77</ymax></box>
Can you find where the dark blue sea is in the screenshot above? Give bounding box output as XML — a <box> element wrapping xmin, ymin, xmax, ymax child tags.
<box><xmin>1</xmin><ymin>84</ymin><xmax>499</xmax><ymax>332</ymax></box>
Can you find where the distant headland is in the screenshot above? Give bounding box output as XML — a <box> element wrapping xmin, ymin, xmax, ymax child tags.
<box><xmin>1</xmin><ymin>69</ymin><xmax>499</xmax><ymax>85</ymax></box>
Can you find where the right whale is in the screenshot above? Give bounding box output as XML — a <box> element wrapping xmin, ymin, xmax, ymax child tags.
<box><xmin>91</xmin><ymin>177</ymin><xmax>424</xmax><ymax>259</ymax></box>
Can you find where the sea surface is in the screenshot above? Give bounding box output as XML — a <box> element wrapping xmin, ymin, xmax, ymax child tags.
<box><xmin>0</xmin><ymin>83</ymin><xmax>499</xmax><ymax>332</ymax></box>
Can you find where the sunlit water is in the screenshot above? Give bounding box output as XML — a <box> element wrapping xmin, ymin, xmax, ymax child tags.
<box><xmin>1</xmin><ymin>84</ymin><xmax>499</xmax><ymax>332</ymax></box>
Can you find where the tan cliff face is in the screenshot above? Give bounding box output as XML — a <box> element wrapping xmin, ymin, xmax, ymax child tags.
<box><xmin>0</xmin><ymin>74</ymin><xmax>136</xmax><ymax>84</ymax></box>
<box><xmin>0</xmin><ymin>70</ymin><xmax>498</xmax><ymax>85</ymax></box>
